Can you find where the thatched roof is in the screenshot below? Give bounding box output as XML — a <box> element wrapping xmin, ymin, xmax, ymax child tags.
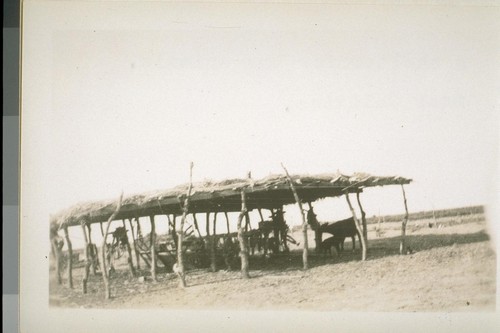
<box><xmin>51</xmin><ymin>172</ymin><xmax>412</xmax><ymax>228</ymax></box>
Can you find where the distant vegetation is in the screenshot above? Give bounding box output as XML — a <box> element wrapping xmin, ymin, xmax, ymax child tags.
<box><xmin>365</xmin><ymin>205</ymin><xmax>484</xmax><ymax>224</ymax></box>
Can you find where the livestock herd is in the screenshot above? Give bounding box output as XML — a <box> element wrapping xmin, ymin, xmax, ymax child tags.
<box><xmin>132</xmin><ymin>208</ymin><xmax>361</xmax><ymax>271</ymax></box>
<box><xmin>51</xmin><ymin>208</ymin><xmax>362</xmax><ymax>277</ymax></box>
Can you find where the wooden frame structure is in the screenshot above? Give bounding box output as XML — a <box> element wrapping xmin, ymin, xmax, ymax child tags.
<box><xmin>49</xmin><ymin>171</ymin><xmax>412</xmax><ymax>298</ymax></box>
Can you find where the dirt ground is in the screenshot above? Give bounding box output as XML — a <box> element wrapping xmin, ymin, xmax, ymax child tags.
<box><xmin>49</xmin><ymin>214</ymin><xmax>496</xmax><ymax>311</ymax></box>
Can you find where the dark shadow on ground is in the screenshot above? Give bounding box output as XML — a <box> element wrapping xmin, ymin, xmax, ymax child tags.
<box><xmin>366</xmin><ymin>230</ymin><xmax>490</xmax><ymax>259</ymax></box>
<box><xmin>234</xmin><ymin>230</ymin><xmax>492</xmax><ymax>271</ymax></box>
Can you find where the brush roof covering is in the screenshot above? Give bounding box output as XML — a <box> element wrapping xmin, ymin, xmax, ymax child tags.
<box><xmin>51</xmin><ymin>172</ymin><xmax>412</xmax><ymax>228</ymax></box>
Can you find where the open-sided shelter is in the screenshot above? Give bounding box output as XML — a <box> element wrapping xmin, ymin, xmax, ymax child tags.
<box><xmin>49</xmin><ymin>171</ymin><xmax>412</xmax><ymax>298</ymax></box>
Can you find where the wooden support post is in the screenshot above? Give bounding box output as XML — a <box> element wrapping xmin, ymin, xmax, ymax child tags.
<box><xmin>87</xmin><ymin>224</ymin><xmax>92</xmax><ymax>244</ymax></box>
<box><xmin>81</xmin><ymin>222</ymin><xmax>91</xmax><ymax>294</ymax></box>
<box><xmin>237</xmin><ymin>191</ymin><xmax>250</xmax><ymax>279</ymax></box>
<box><xmin>225</xmin><ymin>212</ymin><xmax>230</xmax><ymax>234</ymax></box>
<box><xmin>136</xmin><ymin>217</ymin><xmax>147</xmax><ymax>268</ymax></box>
<box><xmin>176</xmin><ymin>162</ymin><xmax>194</xmax><ymax>288</ymax></box>
<box><xmin>99</xmin><ymin>193</ymin><xmax>123</xmax><ymax>300</ymax></box>
<box><xmin>281</xmin><ymin>164</ymin><xmax>309</xmax><ymax>270</ymax></box>
<box><xmin>50</xmin><ymin>229</ymin><xmax>63</xmax><ymax>285</ymax></box>
<box><xmin>99</xmin><ymin>221</ymin><xmax>104</xmax><ymax>237</ymax></box>
<box><xmin>172</xmin><ymin>215</ymin><xmax>178</xmax><ymax>248</ymax></box>
<box><xmin>166</xmin><ymin>214</ymin><xmax>172</xmax><ymax>235</ymax></box>
<box><xmin>149</xmin><ymin>215</ymin><xmax>157</xmax><ymax>281</ymax></box>
<box><xmin>192</xmin><ymin>214</ymin><xmax>202</xmax><ymax>238</ymax></box>
<box><xmin>400</xmin><ymin>184</ymin><xmax>410</xmax><ymax>255</ymax></box>
<box><xmin>205</xmin><ymin>212</ymin><xmax>211</xmax><ymax>265</ymax></box>
<box><xmin>245</xmin><ymin>212</ymin><xmax>250</xmax><ymax>232</ymax></box>
<box><xmin>272</xmin><ymin>208</ymin><xmax>282</xmax><ymax>253</ymax></box>
<box><xmin>128</xmin><ymin>218</ymin><xmax>140</xmax><ymax>270</ymax></box>
<box><xmin>356</xmin><ymin>192</ymin><xmax>368</xmax><ymax>245</ymax></box>
<box><xmin>205</xmin><ymin>212</ymin><xmax>210</xmax><ymax>237</ymax></box>
<box><xmin>306</xmin><ymin>202</ymin><xmax>321</xmax><ymax>253</ymax></box>
<box><xmin>122</xmin><ymin>220</ymin><xmax>136</xmax><ymax>277</ymax></box>
<box><xmin>210</xmin><ymin>213</ymin><xmax>218</xmax><ymax>272</ymax></box>
<box><xmin>87</xmin><ymin>223</ymin><xmax>97</xmax><ymax>275</ymax></box>
<box><xmin>345</xmin><ymin>193</ymin><xmax>367</xmax><ymax>261</ymax></box>
<box><xmin>213</xmin><ymin>212</ymin><xmax>217</xmax><ymax>235</ymax></box>
<box><xmin>63</xmin><ymin>225</ymin><xmax>73</xmax><ymax>289</ymax></box>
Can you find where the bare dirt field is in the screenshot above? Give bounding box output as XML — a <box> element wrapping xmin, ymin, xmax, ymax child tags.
<box><xmin>49</xmin><ymin>213</ymin><xmax>496</xmax><ymax>311</ymax></box>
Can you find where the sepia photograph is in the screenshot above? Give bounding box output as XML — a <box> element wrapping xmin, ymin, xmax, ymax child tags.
<box><xmin>20</xmin><ymin>1</ymin><xmax>499</xmax><ymax>332</ymax></box>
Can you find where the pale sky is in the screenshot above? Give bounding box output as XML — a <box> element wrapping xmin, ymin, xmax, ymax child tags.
<box><xmin>22</xmin><ymin>2</ymin><xmax>499</xmax><ymax>237</ymax></box>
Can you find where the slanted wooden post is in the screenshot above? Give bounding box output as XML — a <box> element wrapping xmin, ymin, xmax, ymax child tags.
<box><xmin>99</xmin><ymin>222</ymin><xmax>104</xmax><ymax>237</ymax></box>
<box><xmin>400</xmin><ymin>184</ymin><xmax>410</xmax><ymax>255</ymax></box>
<box><xmin>237</xmin><ymin>190</ymin><xmax>250</xmax><ymax>279</ymax></box>
<box><xmin>210</xmin><ymin>213</ymin><xmax>218</xmax><ymax>272</ymax></box>
<box><xmin>149</xmin><ymin>215</ymin><xmax>157</xmax><ymax>281</ymax></box>
<box><xmin>281</xmin><ymin>163</ymin><xmax>309</xmax><ymax>270</ymax></box>
<box><xmin>122</xmin><ymin>219</ymin><xmax>136</xmax><ymax>277</ymax></box>
<box><xmin>99</xmin><ymin>193</ymin><xmax>124</xmax><ymax>300</ymax></box>
<box><xmin>356</xmin><ymin>192</ymin><xmax>368</xmax><ymax>245</ymax></box>
<box><xmin>176</xmin><ymin>162</ymin><xmax>194</xmax><ymax>288</ymax></box>
<box><xmin>192</xmin><ymin>214</ymin><xmax>202</xmax><ymax>238</ymax></box>
<box><xmin>81</xmin><ymin>221</ymin><xmax>91</xmax><ymax>294</ymax></box>
<box><xmin>224</xmin><ymin>212</ymin><xmax>230</xmax><ymax>234</ymax></box>
<box><xmin>345</xmin><ymin>193</ymin><xmax>367</xmax><ymax>261</ymax></box>
<box><xmin>63</xmin><ymin>225</ymin><xmax>73</xmax><ymax>288</ymax></box>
